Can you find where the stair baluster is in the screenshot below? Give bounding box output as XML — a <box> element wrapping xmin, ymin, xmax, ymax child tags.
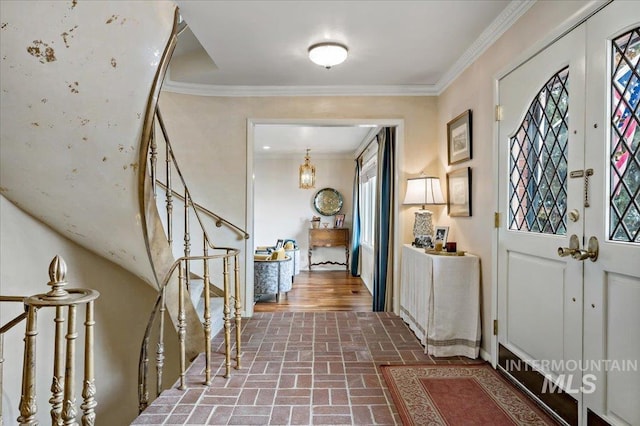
<box><xmin>203</xmin><ymin>243</ymin><xmax>212</xmax><ymax>385</ymax></box>
<box><xmin>13</xmin><ymin>256</ymin><xmax>99</xmax><ymax>425</ymax></box>
<box><xmin>177</xmin><ymin>264</ymin><xmax>186</xmax><ymax>391</ymax></box>
<box><xmin>222</xmin><ymin>256</ymin><xmax>232</xmax><ymax>379</ymax></box>
<box><xmin>234</xmin><ymin>254</ymin><xmax>242</xmax><ymax>369</ymax></box>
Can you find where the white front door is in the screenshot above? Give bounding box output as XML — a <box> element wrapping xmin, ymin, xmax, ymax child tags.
<box><xmin>497</xmin><ymin>22</ymin><xmax>586</xmax><ymax>425</ymax></box>
<box><xmin>498</xmin><ymin>2</ymin><xmax>640</xmax><ymax>425</ymax></box>
<box><xmin>583</xmin><ymin>3</ymin><xmax>640</xmax><ymax>424</ymax></box>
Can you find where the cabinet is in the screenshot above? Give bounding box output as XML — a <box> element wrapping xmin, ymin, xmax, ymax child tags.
<box><xmin>400</xmin><ymin>244</ymin><xmax>480</xmax><ymax>358</ymax></box>
<box><xmin>308</xmin><ymin>228</ymin><xmax>349</xmax><ymax>270</ymax></box>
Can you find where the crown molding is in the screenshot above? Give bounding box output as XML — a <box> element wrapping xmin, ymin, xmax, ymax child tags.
<box><xmin>162</xmin><ymin>80</ymin><xmax>439</xmax><ymax>97</ymax></box>
<box><xmin>162</xmin><ymin>0</ymin><xmax>534</xmax><ymax>97</ymax></box>
<box><xmin>434</xmin><ymin>0</ymin><xmax>536</xmax><ymax>93</ymax></box>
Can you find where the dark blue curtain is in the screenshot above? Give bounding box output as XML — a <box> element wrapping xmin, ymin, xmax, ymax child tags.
<box><xmin>373</xmin><ymin>128</ymin><xmax>395</xmax><ymax>312</ymax></box>
<box><xmin>350</xmin><ymin>160</ymin><xmax>361</xmax><ymax>276</ymax></box>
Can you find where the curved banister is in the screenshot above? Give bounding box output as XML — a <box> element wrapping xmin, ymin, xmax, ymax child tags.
<box><xmin>136</xmin><ymin>7</ymin><xmax>243</xmax><ymax>413</ymax></box>
<box><xmin>155</xmin><ymin>181</ymin><xmax>249</xmax><ymax>240</ymax></box>
<box><xmin>0</xmin><ymin>296</ymin><xmax>28</xmax><ymax>333</ymax></box>
<box><xmin>0</xmin><ymin>313</ymin><xmax>27</xmax><ymax>335</ymax></box>
<box><xmin>155</xmin><ymin>108</ymin><xmax>249</xmax><ymax>244</ymax></box>
<box><xmin>156</xmin><ymin>251</ymin><xmax>240</xmax><ymax>291</ymax></box>
<box><xmin>138</xmin><ymin>8</ymin><xmax>181</xmax><ymax>291</ymax></box>
<box><xmin>137</xmin><ymin>249</ymin><xmax>239</xmax><ymax>410</ymax></box>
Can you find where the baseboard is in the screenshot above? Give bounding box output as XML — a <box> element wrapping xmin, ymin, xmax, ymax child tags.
<box><xmin>498</xmin><ymin>344</ymin><xmax>578</xmax><ymax>426</ymax></box>
<box><xmin>480</xmin><ymin>347</ymin><xmax>491</xmax><ymax>362</ymax></box>
<box><xmin>587</xmin><ymin>409</ymin><xmax>611</xmax><ymax>426</ymax></box>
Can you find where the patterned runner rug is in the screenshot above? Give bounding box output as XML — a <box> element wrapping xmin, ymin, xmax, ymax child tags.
<box><xmin>381</xmin><ymin>364</ymin><xmax>559</xmax><ymax>425</ymax></box>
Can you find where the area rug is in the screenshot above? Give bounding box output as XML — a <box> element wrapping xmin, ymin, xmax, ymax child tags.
<box><xmin>381</xmin><ymin>364</ymin><xmax>558</xmax><ymax>425</ymax></box>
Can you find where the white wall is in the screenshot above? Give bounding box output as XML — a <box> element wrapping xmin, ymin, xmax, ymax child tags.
<box><xmin>158</xmin><ymin>94</ymin><xmax>438</xmax><ymax>251</ymax></box>
<box><xmin>254</xmin><ymin>155</ymin><xmax>354</xmax><ymax>270</ymax></box>
<box><xmin>0</xmin><ymin>196</ymin><xmax>179</xmax><ymax>425</ymax></box>
<box><xmin>159</xmin><ymin>94</ymin><xmax>438</xmax><ymax>314</ymax></box>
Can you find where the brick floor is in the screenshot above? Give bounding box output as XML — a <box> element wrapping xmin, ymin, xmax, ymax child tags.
<box><xmin>132</xmin><ymin>312</ymin><xmax>478</xmax><ymax>425</ymax></box>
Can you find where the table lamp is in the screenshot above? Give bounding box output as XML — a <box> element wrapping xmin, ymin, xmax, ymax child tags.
<box><xmin>403</xmin><ymin>177</ymin><xmax>445</xmax><ymax>242</ymax></box>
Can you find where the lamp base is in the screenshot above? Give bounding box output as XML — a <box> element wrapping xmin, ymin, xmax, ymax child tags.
<box><xmin>413</xmin><ymin>210</ymin><xmax>434</xmax><ymax>240</ymax></box>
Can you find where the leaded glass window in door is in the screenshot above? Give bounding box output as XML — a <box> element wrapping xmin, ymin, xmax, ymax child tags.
<box><xmin>610</xmin><ymin>28</ymin><xmax>640</xmax><ymax>243</ymax></box>
<box><xmin>508</xmin><ymin>67</ymin><xmax>569</xmax><ymax>234</ymax></box>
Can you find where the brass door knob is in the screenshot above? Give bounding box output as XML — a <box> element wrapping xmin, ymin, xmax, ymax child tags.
<box><xmin>558</xmin><ymin>234</ymin><xmax>580</xmax><ymax>257</ymax></box>
<box><xmin>572</xmin><ymin>236</ymin><xmax>599</xmax><ymax>262</ymax></box>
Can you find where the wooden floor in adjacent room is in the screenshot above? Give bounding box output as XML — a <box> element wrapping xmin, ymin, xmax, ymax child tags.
<box><xmin>253</xmin><ymin>270</ymin><xmax>373</xmax><ymax>312</ymax></box>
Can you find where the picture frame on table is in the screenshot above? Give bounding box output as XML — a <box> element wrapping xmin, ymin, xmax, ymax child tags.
<box><xmin>447</xmin><ymin>167</ymin><xmax>472</xmax><ymax>217</ymax></box>
<box><xmin>447</xmin><ymin>109</ymin><xmax>472</xmax><ymax>165</ymax></box>
<box><xmin>275</xmin><ymin>239</ymin><xmax>284</xmax><ymax>250</ymax></box>
<box><xmin>434</xmin><ymin>226</ymin><xmax>449</xmax><ymax>245</ymax></box>
<box><xmin>334</xmin><ymin>214</ymin><xmax>345</xmax><ymax>228</ymax></box>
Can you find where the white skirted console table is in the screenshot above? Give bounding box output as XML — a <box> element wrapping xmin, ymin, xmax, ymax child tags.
<box><xmin>400</xmin><ymin>244</ymin><xmax>481</xmax><ymax>358</ymax></box>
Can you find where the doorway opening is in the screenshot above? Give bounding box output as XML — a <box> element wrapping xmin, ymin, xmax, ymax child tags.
<box><xmin>245</xmin><ymin>119</ymin><xmax>404</xmax><ymax>317</ymax></box>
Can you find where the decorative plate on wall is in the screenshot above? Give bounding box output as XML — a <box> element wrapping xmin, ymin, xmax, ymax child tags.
<box><xmin>313</xmin><ymin>188</ymin><xmax>343</xmax><ymax>216</ymax></box>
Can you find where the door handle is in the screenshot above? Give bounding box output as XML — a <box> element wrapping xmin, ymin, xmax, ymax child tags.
<box><xmin>572</xmin><ymin>236</ymin><xmax>599</xmax><ymax>262</ymax></box>
<box><xmin>558</xmin><ymin>234</ymin><xmax>580</xmax><ymax>257</ymax></box>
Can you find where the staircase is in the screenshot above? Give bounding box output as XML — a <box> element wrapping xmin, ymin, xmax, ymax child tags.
<box><xmin>0</xmin><ymin>1</ymin><xmax>247</xmax><ymax>423</ymax></box>
<box><xmin>137</xmin><ymin>105</ymin><xmax>247</xmax><ymax>411</ymax></box>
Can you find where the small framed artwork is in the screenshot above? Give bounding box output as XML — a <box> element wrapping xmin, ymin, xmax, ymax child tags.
<box><xmin>447</xmin><ymin>109</ymin><xmax>472</xmax><ymax>165</ymax></box>
<box><xmin>334</xmin><ymin>214</ymin><xmax>345</xmax><ymax>228</ymax></box>
<box><xmin>275</xmin><ymin>239</ymin><xmax>284</xmax><ymax>250</ymax></box>
<box><xmin>447</xmin><ymin>167</ymin><xmax>472</xmax><ymax>217</ymax></box>
<box><xmin>434</xmin><ymin>226</ymin><xmax>449</xmax><ymax>244</ymax></box>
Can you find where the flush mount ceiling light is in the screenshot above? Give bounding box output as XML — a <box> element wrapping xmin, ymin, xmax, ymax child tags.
<box><xmin>308</xmin><ymin>42</ymin><xmax>348</xmax><ymax>69</ymax></box>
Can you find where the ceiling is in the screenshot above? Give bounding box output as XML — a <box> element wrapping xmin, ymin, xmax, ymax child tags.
<box><xmin>167</xmin><ymin>0</ymin><xmax>532</xmax><ymax>155</ymax></box>
<box><xmin>254</xmin><ymin>124</ymin><xmax>379</xmax><ymax>157</ymax></box>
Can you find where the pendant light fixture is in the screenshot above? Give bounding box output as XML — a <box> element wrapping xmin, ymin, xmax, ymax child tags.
<box><xmin>299</xmin><ymin>148</ymin><xmax>316</xmax><ymax>189</ymax></box>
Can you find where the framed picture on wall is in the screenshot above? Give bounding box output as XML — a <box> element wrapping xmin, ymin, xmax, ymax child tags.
<box><xmin>447</xmin><ymin>167</ymin><xmax>472</xmax><ymax>217</ymax></box>
<box><xmin>447</xmin><ymin>110</ymin><xmax>472</xmax><ymax>165</ymax></box>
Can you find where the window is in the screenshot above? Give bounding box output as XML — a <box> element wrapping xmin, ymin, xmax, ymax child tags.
<box><xmin>508</xmin><ymin>67</ymin><xmax>569</xmax><ymax>235</ymax></box>
<box><xmin>610</xmin><ymin>27</ymin><xmax>640</xmax><ymax>243</ymax></box>
<box><xmin>359</xmin><ymin>142</ymin><xmax>378</xmax><ymax>247</ymax></box>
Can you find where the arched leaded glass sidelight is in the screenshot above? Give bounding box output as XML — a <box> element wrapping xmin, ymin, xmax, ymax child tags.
<box><xmin>610</xmin><ymin>27</ymin><xmax>640</xmax><ymax>243</ymax></box>
<box><xmin>508</xmin><ymin>67</ymin><xmax>569</xmax><ymax>234</ymax></box>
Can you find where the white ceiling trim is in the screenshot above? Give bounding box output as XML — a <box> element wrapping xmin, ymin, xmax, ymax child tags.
<box><xmin>162</xmin><ymin>80</ymin><xmax>439</xmax><ymax>97</ymax></box>
<box><xmin>162</xmin><ymin>1</ymin><xmax>535</xmax><ymax>98</ymax></box>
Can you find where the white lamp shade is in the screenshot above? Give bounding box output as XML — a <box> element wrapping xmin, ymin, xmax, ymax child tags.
<box><xmin>403</xmin><ymin>177</ymin><xmax>445</xmax><ymax>206</ymax></box>
<box><xmin>308</xmin><ymin>43</ymin><xmax>348</xmax><ymax>68</ymax></box>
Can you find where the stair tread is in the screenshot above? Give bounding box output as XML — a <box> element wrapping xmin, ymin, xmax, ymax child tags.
<box><xmin>195</xmin><ymin>294</ymin><xmax>224</xmax><ymax>323</ymax></box>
